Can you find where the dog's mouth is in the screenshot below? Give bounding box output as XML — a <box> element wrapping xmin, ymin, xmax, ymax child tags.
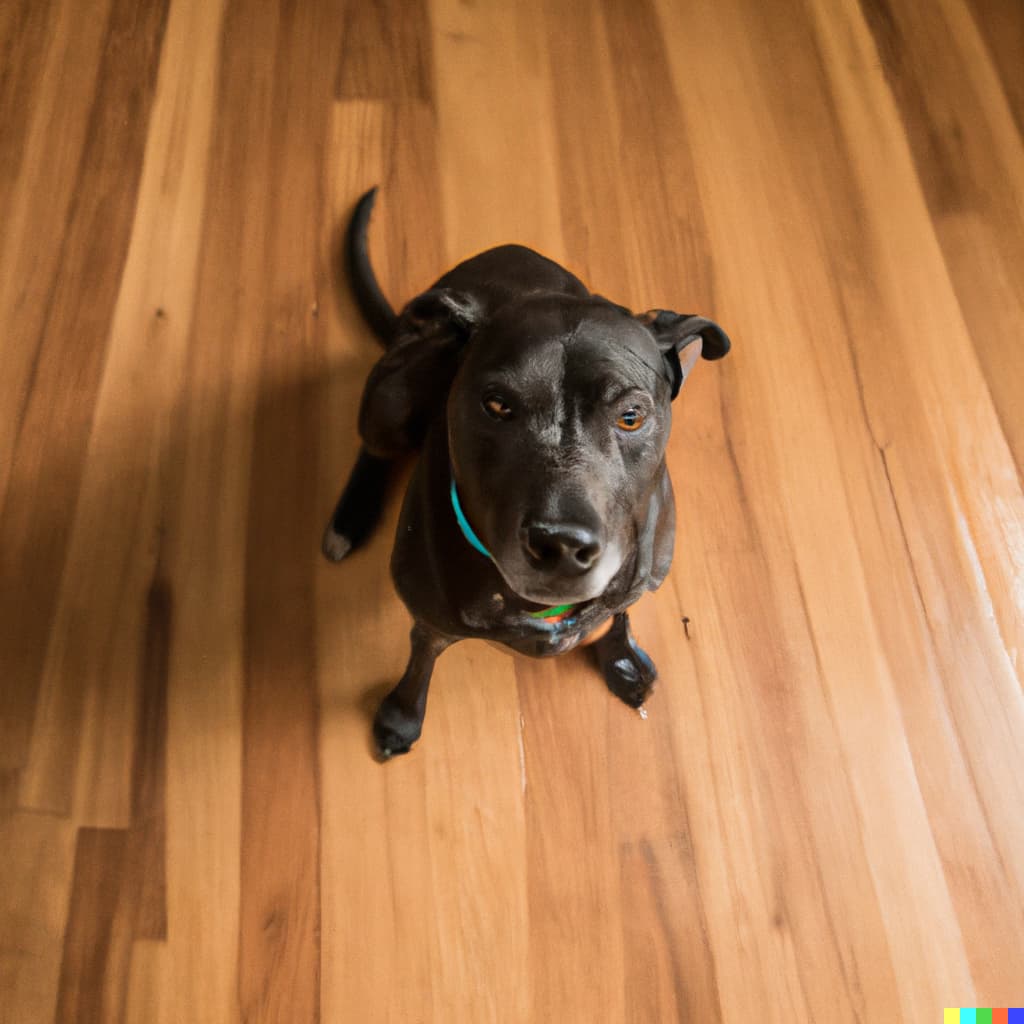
<box><xmin>491</xmin><ymin>543</ymin><xmax>626</xmax><ymax>608</ymax></box>
<box><xmin>519</xmin><ymin>599</ymin><xmax>579</xmax><ymax>625</ymax></box>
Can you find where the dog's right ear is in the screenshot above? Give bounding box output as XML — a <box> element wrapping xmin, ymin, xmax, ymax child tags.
<box><xmin>403</xmin><ymin>287</ymin><xmax>483</xmax><ymax>338</ymax></box>
<box><xmin>358</xmin><ymin>288</ymin><xmax>485</xmax><ymax>457</ymax></box>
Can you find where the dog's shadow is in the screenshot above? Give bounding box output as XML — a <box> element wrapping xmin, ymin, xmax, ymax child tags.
<box><xmin>237</xmin><ymin>327</ymin><xmax>417</xmax><ymax>753</ymax></box>
<box><xmin>0</xmin><ymin>230</ymin><xmax>416</xmax><ymax>799</ymax></box>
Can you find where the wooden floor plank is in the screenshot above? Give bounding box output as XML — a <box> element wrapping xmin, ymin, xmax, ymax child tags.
<box><xmin>859</xmin><ymin>0</ymin><xmax>1024</xmax><ymax>480</ymax></box>
<box><xmin>620</xmin><ymin>835</ymin><xmax>723</xmax><ymax>1023</ymax></box>
<box><xmin>0</xmin><ymin>0</ymin><xmax>58</xmax><ymax>215</ymax></box>
<box><xmin>802</xmin><ymin>10</ymin><xmax>1024</xmax><ymax>1002</ymax></box>
<box><xmin>964</xmin><ymin>0</ymin><xmax>1024</xmax><ymax>132</ymax></box>
<box><xmin>16</xmin><ymin>0</ymin><xmax>227</xmax><ymax>825</ymax></box>
<box><xmin>53</xmin><ymin>828</ymin><xmax>130</xmax><ymax>1024</ymax></box>
<box><xmin>317</xmin><ymin>98</ymin><xmax>443</xmax><ymax>1024</ymax></box>
<box><xmin>0</xmin><ymin>0</ymin><xmax>114</xmax><ymax>511</ymax></box>
<box><xmin>431</xmin><ymin>0</ymin><xmax>563</xmax><ymax>261</ymax></box>
<box><xmin>0</xmin><ymin>0</ymin><xmax>170</xmax><ymax>813</ymax></box>
<box><xmin>234</xmin><ymin>0</ymin><xmax>345</xmax><ymax>1017</ymax></box>
<box><xmin>0</xmin><ymin>814</ymin><xmax>76</xmax><ymax>1024</ymax></box>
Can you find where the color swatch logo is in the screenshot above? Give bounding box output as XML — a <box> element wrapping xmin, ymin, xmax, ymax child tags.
<box><xmin>944</xmin><ymin>1011</ymin><xmax>1024</xmax><ymax>1023</ymax></box>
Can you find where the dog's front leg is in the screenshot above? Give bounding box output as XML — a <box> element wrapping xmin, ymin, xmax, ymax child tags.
<box><xmin>322</xmin><ymin>446</ymin><xmax>394</xmax><ymax>562</ymax></box>
<box><xmin>374</xmin><ymin>623</ymin><xmax>453</xmax><ymax>758</ymax></box>
<box><xmin>591</xmin><ymin>612</ymin><xmax>658</xmax><ymax>709</ymax></box>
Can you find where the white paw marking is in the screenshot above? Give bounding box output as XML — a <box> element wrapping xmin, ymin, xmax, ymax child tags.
<box><xmin>322</xmin><ymin>526</ymin><xmax>352</xmax><ymax>562</ymax></box>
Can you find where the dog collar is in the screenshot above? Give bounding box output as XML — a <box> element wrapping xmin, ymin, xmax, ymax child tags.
<box><xmin>449</xmin><ymin>477</ymin><xmax>575</xmax><ymax>622</ymax></box>
<box><xmin>450</xmin><ymin>477</ymin><xmax>492</xmax><ymax>558</ymax></box>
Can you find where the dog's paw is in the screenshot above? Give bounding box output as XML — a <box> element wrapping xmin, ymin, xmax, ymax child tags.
<box><xmin>322</xmin><ymin>524</ymin><xmax>353</xmax><ymax>562</ymax></box>
<box><xmin>602</xmin><ymin>642</ymin><xmax>657</xmax><ymax>709</ymax></box>
<box><xmin>373</xmin><ymin>699</ymin><xmax>423</xmax><ymax>760</ymax></box>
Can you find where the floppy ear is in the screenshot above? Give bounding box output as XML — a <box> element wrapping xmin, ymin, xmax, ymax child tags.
<box><xmin>638</xmin><ymin>310</ymin><xmax>732</xmax><ymax>399</ymax></box>
<box><xmin>403</xmin><ymin>287</ymin><xmax>483</xmax><ymax>336</ymax></box>
<box><xmin>358</xmin><ymin>287</ymin><xmax>485</xmax><ymax>457</ymax></box>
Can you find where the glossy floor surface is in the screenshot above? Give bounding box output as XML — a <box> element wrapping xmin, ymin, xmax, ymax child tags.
<box><xmin>1</xmin><ymin>0</ymin><xmax>1023</xmax><ymax>1020</ymax></box>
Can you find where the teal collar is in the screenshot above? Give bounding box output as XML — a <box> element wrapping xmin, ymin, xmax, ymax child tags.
<box><xmin>450</xmin><ymin>477</ymin><xmax>492</xmax><ymax>559</ymax></box>
<box><xmin>449</xmin><ymin>477</ymin><xmax>576</xmax><ymax>623</ymax></box>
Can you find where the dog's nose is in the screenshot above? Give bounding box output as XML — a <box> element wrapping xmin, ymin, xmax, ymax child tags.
<box><xmin>523</xmin><ymin>522</ymin><xmax>602</xmax><ymax>574</ymax></box>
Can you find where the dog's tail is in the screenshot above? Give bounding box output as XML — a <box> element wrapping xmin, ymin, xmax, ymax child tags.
<box><xmin>347</xmin><ymin>187</ymin><xmax>397</xmax><ymax>345</ymax></box>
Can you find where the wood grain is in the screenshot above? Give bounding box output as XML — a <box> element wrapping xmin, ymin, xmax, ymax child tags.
<box><xmin>0</xmin><ymin>0</ymin><xmax>169</xmax><ymax>812</ymax></box>
<box><xmin>1</xmin><ymin>0</ymin><xmax>1022</xmax><ymax>1019</ymax></box>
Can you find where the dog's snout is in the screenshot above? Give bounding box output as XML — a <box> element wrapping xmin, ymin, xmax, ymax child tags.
<box><xmin>523</xmin><ymin>522</ymin><xmax>602</xmax><ymax>574</ymax></box>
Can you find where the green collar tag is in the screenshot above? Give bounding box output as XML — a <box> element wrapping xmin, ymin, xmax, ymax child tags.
<box><xmin>526</xmin><ymin>603</ymin><xmax>575</xmax><ymax>621</ymax></box>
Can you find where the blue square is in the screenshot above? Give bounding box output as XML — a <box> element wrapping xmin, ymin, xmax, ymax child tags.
<box><xmin>1007</xmin><ymin>1009</ymin><xmax>1024</xmax><ymax>1024</ymax></box>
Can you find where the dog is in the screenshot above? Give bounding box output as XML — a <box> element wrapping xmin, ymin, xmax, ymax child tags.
<box><xmin>323</xmin><ymin>188</ymin><xmax>731</xmax><ymax>758</ymax></box>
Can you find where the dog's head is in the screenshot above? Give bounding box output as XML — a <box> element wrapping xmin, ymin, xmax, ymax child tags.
<box><xmin>406</xmin><ymin>288</ymin><xmax>729</xmax><ymax>605</ymax></box>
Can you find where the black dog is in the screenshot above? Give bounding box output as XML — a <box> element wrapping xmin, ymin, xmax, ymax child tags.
<box><xmin>324</xmin><ymin>189</ymin><xmax>730</xmax><ymax>758</ymax></box>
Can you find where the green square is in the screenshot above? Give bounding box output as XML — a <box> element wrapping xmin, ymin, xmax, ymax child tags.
<box><xmin>977</xmin><ymin>1011</ymin><xmax>992</xmax><ymax>1024</ymax></box>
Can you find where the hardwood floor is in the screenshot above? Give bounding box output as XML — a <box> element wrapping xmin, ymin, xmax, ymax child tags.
<box><xmin>1</xmin><ymin>0</ymin><xmax>1022</xmax><ymax>1020</ymax></box>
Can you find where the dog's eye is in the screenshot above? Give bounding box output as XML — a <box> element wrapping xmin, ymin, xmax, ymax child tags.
<box><xmin>483</xmin><ymin>396</ymin><xmax>513</xmax><ymax>420</ymax></box>
<box><xmin>616</xmin><ymin>409</ymin><xmax>646</xmax><ymax>432</ymax></box>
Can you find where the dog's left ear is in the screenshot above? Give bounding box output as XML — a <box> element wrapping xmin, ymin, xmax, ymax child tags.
<box><xmin>638</xmin><ymin>310</ymin><xmax>731</xmax><ymax>399</ymax></box>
